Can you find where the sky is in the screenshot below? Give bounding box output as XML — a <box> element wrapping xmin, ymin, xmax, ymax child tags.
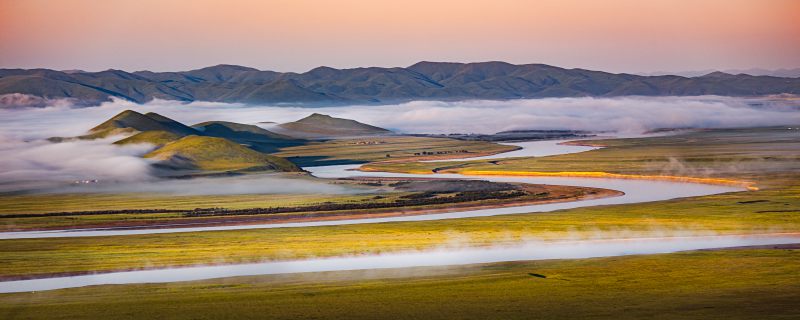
<box><xmin>1</xmin><ymin>0</ymin><xmax>798</xmax><ymax>73</ymax></box>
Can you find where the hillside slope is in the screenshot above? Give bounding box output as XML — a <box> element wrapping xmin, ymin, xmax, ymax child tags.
<box><xmin>192</xmin><ymin>120</ymin><xmax>303</xmax><ymax>152</ymax></box>
<box><xmin>113</xmin><ymin>130</ymin><xmax>182</xmax><ymax>147</ymax></box>
<box><xmin>144</xmin><ymin>135</ymin><xmax>301</xmax><ymax>172</ymax></box>
<box><xmin>88</xmin><ymin>110</ymin><xmax>199</xmax><ymax>138</ymax></box>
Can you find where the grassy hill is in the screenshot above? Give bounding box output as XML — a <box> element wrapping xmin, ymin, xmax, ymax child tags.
<box><xmin>113</xmin><ymin>130</ymin><xmax>182</xmax><ymax>147</ymax></box>
<box><xmin>88</xmin><ymin>110</ymin><xmax>198</xmax><ymax>138</ymax></box>
<box><xmin>192</xmin><ymin>121</ymin><xmax>294</xmax><ymax>141</ymax></box>
<box><xmin>49</xmin><ymin>111</ymin><xmax>303</xmax><ymax>173</ymax></box>
<box><xmin>192</xmin><ymin>121</ymin><xmax>304</xmax><ymax>153</ymax></box>
<box><xmin>144</xmin><ymin>135</ymin><xmax>301</xmax><ymax>172</ymax></box>
<box><xmin>277</xmin><ymin>113</ymin><xmax>391</xmax><ymax>138</ymax></box>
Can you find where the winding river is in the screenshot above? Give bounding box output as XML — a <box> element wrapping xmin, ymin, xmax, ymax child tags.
<box><xmin>2</xmin><ymin>139</ymin><xmax>794</xmax><ymax>293</ymax></box>
<box><xmin>0</xmin><ymin>140</ymin><xmax>737</xmax><ymax>240</ymax></box>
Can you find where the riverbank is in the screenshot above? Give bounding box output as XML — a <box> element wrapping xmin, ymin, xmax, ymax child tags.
<box><xmin>2</xmin><ymin>246</ymin><xmax>798</xmax><ymax>319</ymax></box>
<box><xmin>0</xmin><ymin>183</ymin><xmax>620</xmax><ymax>233</ymax></box>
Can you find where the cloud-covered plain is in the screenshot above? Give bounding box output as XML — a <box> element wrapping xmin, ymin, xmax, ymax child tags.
<box><xmin>0</xmin><ymin>96</ymin><xmax>798</xmax><ymax>194</ymax></box>
<box><xmin>3</xmin><ymin>96</ymin><xmax>799</xmax><ymax>139</ymax></box>
<box><xmin>0</xmin><ymin>136</ymin><xmax>155</xmax><ymax>193</ymax></box>
<box><xmin>0</xmin><ymin>135</ymin><xmax>361</xmax><ymax>195</ymax></box>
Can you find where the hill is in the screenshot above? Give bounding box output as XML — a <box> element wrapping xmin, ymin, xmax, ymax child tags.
<box><xmin>112</xmin><ymin>130</ymin><xmax>182</xmax><ymax>147</ymax></box>
<box><xmin>192</xmin><ymin>120</ymin><xmax>303</xmax><ymax>152</ymax></box>
<box><xmin>51</xmin><ymin>111</ymin><xmax>302</xmax><ymax>173</ymax></box>
<box><xmin>144</xmin><ymin>135</ymin><xmax>301</xmax><ymax>172</ymax></box>
<box><xmin>192</xmin><ymin>121</ymin><xmax>294</xmax><ymax>141</ymax></box>
<box><xmin>276</xmin><ymin>113</ymin><xmax>391</xmax><ymax>138</ymax></box>
<box><xmin>87</xmin><ymin>110</ymin><xmax>198</xmax><ymax>138</ymax></box>
<box><xmin>2</xmin><ymin>62</ymin><xmax>799</xmax><ymax>106</ymax></box>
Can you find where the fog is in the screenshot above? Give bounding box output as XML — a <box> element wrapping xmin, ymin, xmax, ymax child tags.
<box><xmin>2</xmin><ymin>96</ymin><xmax>799</xmax><ymax>139</ymax></box>
<box><xmin>0</xmin><ymin>136</ymin><xmax>157</xmax><ymax>193</ymax></box>
<box><xmin>2</xmin><ymin>232</ymin><xmax>798</xmax><ymax>293</ymax></box>
<box><xmin>0</xmin><ymin>95</ymin><xmax>797</xmax><ymax>194</ymax></box>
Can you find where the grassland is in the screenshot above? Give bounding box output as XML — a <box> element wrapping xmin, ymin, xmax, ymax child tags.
<box><xmin>273</xmin><ymin>135</ymin><xmax>519</xmax><ymax>166</ymax></box>
<box><xmin>1</xmin><ymin>127</ymin><xmax>799</xmax><ymax>279</ymax></box>
<box><xmin>1</xmin><ymin>180</ymin><xmax>797</xmax><ymax>279</ymax></box>
<box><xmin>0</xmin><ymin>135</ymin><xmax>525</xmax><ymax>230</ymax></box>
<box><xmin>0</xmin><ymin>192</ymin><xmax>393</xmax><ymax>230</ymax></box>
<box><xmin>0</xmin><ymin>179</ymin><xmax>602</xmax><ymax>231</ymax></box>
<box><xmin>1</xmin><ymin>247</ymin><xmax>798</xmax><ymax>319</ymax></box>
<box><xmin>145</xmin><ymin>135</ymin><xmax>302</xmax><ymax>172</ymax></box>
<box><xmin>362</xmin><ymin>127</ymin><xmax>800</xmax><ymax>187</ymax></box>
<box><xmin>1</xmin><ymin>127</ymin><xmax>799</xmax><ymax>319</ymax></box>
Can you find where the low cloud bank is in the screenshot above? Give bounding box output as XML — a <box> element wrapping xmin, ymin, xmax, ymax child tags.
<box><xmin>0</xmin><ymin>96</ymin><xmax>797</xmax><ymax>194</ymax></box>
<box><xmin>0</xmin><ymin>135</ymin><xmax>360</xmax><ymax>195</ymax></box>
<box><xmin>0</xmin><ymin>136</ymin><xmax>155</xmax><ymax>193</ymax></box>
<box><xmin>2</xmin><ymin>96</ymin><xmax>798</xmax><ymax>138</ymax></box>
<box><xmin>0</xmin><ymin>93</ymin><xmax>83</xmax><ymax>109</ymax></box>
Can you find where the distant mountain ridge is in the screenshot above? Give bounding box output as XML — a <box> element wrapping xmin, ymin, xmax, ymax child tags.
<box><xmin>640</xmin><ymin>68</ymin><xmax>800</xmax><ymax>78</ymax></box>
<box><xmin>2</xmin><ymin>61</ymin><xmax>800</xmax><ymax>106</ymax></box>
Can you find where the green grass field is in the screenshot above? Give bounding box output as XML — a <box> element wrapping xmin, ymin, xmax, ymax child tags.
<box><xmin>0</xmin><ymin>192</ymin><xmax>402</xmax><ymax>230</ymax></box>
<box><xmin>363</xmin><ymin>127</ymin><xmax>800</xmax><ymax>186</ymax></box>
<box><xmin>274</xmin><ymin>135</ymin><xmax>518</xmax><ymax>165</ymax></box>
<box><xmin>1</xmin><ymin>247</ymin><xmax>798</xmax><ymax>319</ymax></box>
<box><xmin>0</xmin><ymin>180</ymin><xmax>595</xmax><ymax>231</ymax></box>
<box><xmin>1</xmin><ymin>127</ymin><xmax>799</xmax><ymax>319</ymax></box>
<box><xmin>1</xmin><ymin>181</ymin><xmax>797</xmax><ymax>279</ymax></box>
<box><xmin>1</xmin><ymin>127</ymin><xmax>799</xmax><ymax>279</ymax></box>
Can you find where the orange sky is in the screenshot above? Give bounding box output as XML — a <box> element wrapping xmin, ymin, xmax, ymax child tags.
<box><xmin>1</xmin><ymin>0</ymin><xmax>798</xmax><ymax>73</ymax></box>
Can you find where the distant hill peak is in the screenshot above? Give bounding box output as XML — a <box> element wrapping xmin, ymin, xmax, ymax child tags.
<box><xmin>88</xmin><ymin>109</ymin><xmax>198</xmax><ymax>138</ymax></box>
<box><xmin>701</xmin><ymin>71</ymin><xmax>736</xmax><ymax>78</ymax></box>
<box><xmin>190</xmin><ymin>64</ymin><xmax>259</xmax><ymax>72</ymax></box>
<box><xmin>277</xmin><ymin>113</ymin><xmax>391</xmax><ymax>138</ymax></box>
<box><xmin>299</xmin><ymin>113</ymin><xmax>336</xmax><ymax>122</ymax></box>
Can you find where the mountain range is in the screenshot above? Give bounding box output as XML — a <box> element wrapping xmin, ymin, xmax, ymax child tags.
<box><xmin>2</xmin><ymin>61</ymin><xmax>800</xmax><ymax>106</ymax></box>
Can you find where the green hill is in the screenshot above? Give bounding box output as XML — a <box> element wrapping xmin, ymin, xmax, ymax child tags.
<box><xmin>277</xmin><ymin>113</ymin><xmax>391</xmax><ymax>138</ymax></box>
<box><xmin>192</xmin><ymin>121</ymin><xmax>294</xmax><ymax>141</ymax></box>
<box><xmin>88</xmin><ymin>110</ymin><xmax>198</xmax><ymax>138</ymax></box>
<box><xmin>192</xmin><ymin>121</ymin><xmax>303</xmax><ymax>153</ymax></box>
<box><xmin>144</xmin><ymin>135</ymin><xmax>301</xmax><ymax>172</ymax></box>
<box><xmin>113</xmin><ymin>130</ymin><xmax>182</xmax><ymax>147</ymax></box>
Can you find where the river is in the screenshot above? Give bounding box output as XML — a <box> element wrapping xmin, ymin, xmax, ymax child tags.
<box><xmin>0</xmin><ymin>140</ymin><xmax>738</xmax><ymax>240</ymax></box>
<box><xmin>2</xmin><ymin>139</ymin><xmax>790</xmax><ymax>293</ymax></box>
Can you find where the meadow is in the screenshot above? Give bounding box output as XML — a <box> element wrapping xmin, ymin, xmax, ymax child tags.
<box><xmin>273</xmin><ymin>135</ymin><xmax>518</xmax><ymax>165</ymax></box>
<box><xmin>362</xmin><ymin>127</ymin><xmax>800</xmax><ymax>186</ymax></box>
<box><xmin>0</xmin><ymin>135</ymin><xmax>520</xmax><ymax>231</ymax></box>
<box><xmin>0</xmin><ymin>127</ymin><xmax>798</xmax><ymax>319</ymax></box>
<box><xmin>1</xmin><ymin>247</ymin><xmax>798</xmax><ymax>319</ymax></box>
<box><xmin>0</xmin><ymin>180</ymin><xmax>599</xmax><ymax>231</ymax></box>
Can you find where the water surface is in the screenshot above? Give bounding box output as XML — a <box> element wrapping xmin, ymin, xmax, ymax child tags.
<box><xmin>1</xmin><ymin>234</ymin><xmax>796</xmax><ymax>293</ymax></box>
<box><xmin>0</xmin><ymin>141</ymin><xmax>742</xmax><ymax>239</ymax></box>
<box><xmin>422</xmin><ymin>140</ymin><xmax>599</xmax><ymax>162</ymax></box>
